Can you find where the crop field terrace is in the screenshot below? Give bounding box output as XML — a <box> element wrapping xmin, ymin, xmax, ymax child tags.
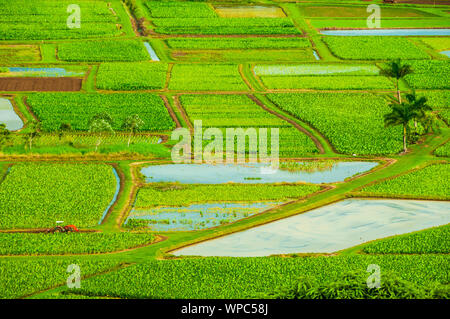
<box><xmin>0</xmin><ymin>0</ymin><xmax>448</xmax><ymax>305</ymax></box>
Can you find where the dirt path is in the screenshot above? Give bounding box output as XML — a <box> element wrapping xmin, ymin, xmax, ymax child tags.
<box><xmin>173</xmin><ymin>95</ymin><xmax>193</xmax><ymax>133</ymax></box>
<box><xmin>247</xmin><ymin>94</ymin><xmax>325</xmax><ymax>154</ymax></box>
<box><xmin>160</xmin><ymin>95</ymin><xmax>181</xmax><ymax>128</ymax></box>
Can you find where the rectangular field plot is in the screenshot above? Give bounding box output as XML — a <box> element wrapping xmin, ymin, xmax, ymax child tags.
<box><xmin>169</xmin><ymin>64</ymin><xmax>248</xmax><ymax>91</ymax></box>
<box><xmin>254</xmin><ymin>64</ymin><xmax>380</xmax><ymax>76</ymax></box>
<box><xmin>299</xmin><ymin>5</ymin><xmax>438</xmax><ymax>18</ymax></box>
<box><xmin>323</xmin><ymin>37</ymin><xmax>430</xmax><ymax>60</ymax></box>
<box><xmin>0</xmin><ymin>163</ymin><xmax>117</xmax><ymax>229</ymax></box>
<box><xmin>312</xmin><ymin>19</ymin><xmax>450</xmax><ymax>29</ymax></box>
<box><xmin>267</xmin><ymin>93</ymin><xmax>403</xmax><ymax>155</ymax></box>
<box><xmin>0</xmin><ymin>45</ymin><xmax>40</xmax><ymax>63</ymax></box>
<box><xmin>26</xmin><ymin>93</ymin><xmax>175</xmax><ymax>131</ymax></box>
<box><xmin>404</xmin><ymin>60</ymin><xmax>450</xmax><ymax>89</ymax></box>
<box><xmin>166</xmin><ymin>38</ymin><xmax>310</xmax><ymax>50</ymax></box>
<box><xmin>179</xmin><ymin>94</ymin><xmax>318</xmax><ymax>156</ymax></box>
<box><xmin>0</xmin><ymin>77</ymin><xmax>82</xmax><ymax>92</ymax></box>
<box><xmin>145</xmin><ymin>1</ymin><xmax>217</xmax><ymax>18</ymax></box>
<box><xmin>58</xmin><ymin>40</ymin><xmax>150</xmax><ymax>62</ymax></box>
<box><xmin>0</xmin><ymin>0</ymin><xmax>127</xmax><ymax>40</ymax></box>
<box><xmin>96</xmin><ymin>62</ymin><xmax>168</xmax><ymax>90</ymax></box>
<box><xmin>214</xmin><ymin>6</ymin><xmax>286</xmax><ymax>18</ymax></box>
<box><xmin>422</xmin><ymin>90</ymin><xmax>450</xmax><ymax>123</ymax></box>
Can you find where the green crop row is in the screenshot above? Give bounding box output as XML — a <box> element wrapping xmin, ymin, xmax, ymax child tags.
<box><xmin>254</xmin><ymin>64</ymin><xmax>380</xmax><ymax>76</ymax></box>
<box><xmin>0</xmin><ymin>232</ymin><xmax>155</xmax><ymax>255</ymax></box>
<box><xmin>96</xmin><ymin>62</ymin><xmax>168</xmax><ymax>90</ymax></box>
<box><xmin>27</xmin><ymin>93</ymin><xmax>175</xmax><ymax>132</ymax></box>
<box><xmin>267</xmin><ymin>93</ymin><xmax>402</xmax><ymax>155</ymax></box>
<box><xmin>152</xmin><ymin>18</ymin><xmax>301</xmax><ymax>35</ymax></box>
<box><xmin>166</xmin><ymin>38</ymin><xmax>310</xmax><ymax>50</ymax></box>
<box><xmin>361</xmin><ymin>164</ymin><xmax>450</xmax><ymax>200</ymax></box>
<box><xmin>312</xmin><ymin>19</ymin><xmax>450</xmax><ymax>29</ymax></box>
<box><xmin>259</xmin><ymin>75</ymin><xmax>394</xmax><ymax>90</ymax></box>
<box><xmin>60</xmin><ymin>255</ymin><xmax>449</xmax><ymax>299</ymax></box>
<box><xmin>363</xmin><ymin>224</ymin><xmax>450</xmax><ymax>254</ymax></box>
<box><xmin>435</xmin><ymin>142</ymin><xmax>450</xmax><ymax>157</ymax></box>
<box><xmin>0</xmin><ymin>259</ymin><xmax>121</xmax><ymax>299</ymax></box>
<box><xmin>58</xmin><ymin>40</ymin><xmax>150</xmax><ymax>62</ymax></box>
<box><xmin>323</xmin><ymin>37</ymin><xmax>430</xmax><ymax>60</ymax></box>
<box><xmin>169</xmin><ymin>64</ymin><xmax>248</xmax><ymax>91</ymax></box>
<box><xmin>134</xmin><ymin>183</ymin><xmax>321</xmax><ymax>208</ymax></box>
<box><xmin>146</xmin><ymin>1</ymin><xmax>217</xmax><ymax>18</ymax></box>
<box><xmin>0</xmin><ymin>163</ymin><xmax>117</xmax><ymax>229</ymax></box>
<box><xmin>404</xmin><ymin>60</ymin><xmax>450</xmax><ymax>89</ymax></box>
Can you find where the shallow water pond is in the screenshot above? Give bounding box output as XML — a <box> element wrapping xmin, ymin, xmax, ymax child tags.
<box><xmin>144</xmin><ymin>43</ymin><xmax>160</xmax><ymax>61</ymax></box>
<box><xmin>440</xmin><ymin>50</ymin><xmax>450</xmax><ymax>57</ymax></box>
<box><xmin>173</xmin><ymin>199</ymin><xmax>450</xmax><ymax>256</ymax></box>
<box><xmin>254</xmin><ymin>64</ymin><xmax>379</xmax><ymax>76</ymax></box>
<box><xmin>140</xmin><ymin>161</ymin><xmax>379</xmax><ymax>184</ymax></box>
<box><xmin>0</xmin><ymin>98</ymin><xmax>23</xmax><ymax>131</ymax></box>
<box><xmin>3</xmin><ymin>67</ymin><xmax>84</xmax><ymax>77</ymax></box>
<box><xmin>321</xmin><ymin>28</ymin><xmax>450</xmax><ymax>36</ymax></box>
<box><xmin>126</xmin><ymin>201</ymin><xmax>281</xmax><ymax>231</ymax></box>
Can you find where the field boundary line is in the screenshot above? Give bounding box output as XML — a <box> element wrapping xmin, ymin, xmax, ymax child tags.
<box><xmin>160</xmin><ymin>94</ymin><xmax>181</xmax><ymax>128</ymax></box>
<box><xmin>239</xmin><ymin>64</ymin><xmax>254</xmax><ymax>91</ymax></box>
<box><xmin>173</xmin><ymin>94</ymin><xmax>193</xmax><ymax>133</ymax></box>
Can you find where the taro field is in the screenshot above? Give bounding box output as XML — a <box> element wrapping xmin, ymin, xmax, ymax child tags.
<box><xmin>0</xmin><ymin>0</ymin><xmax>448</xmax><ymax>301</ymax></box>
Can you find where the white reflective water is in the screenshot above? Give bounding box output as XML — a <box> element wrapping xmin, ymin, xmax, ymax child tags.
<box><xmin>0</xmin><ymin>98</ymin><xmax>23</xmax><ymax>131</ymax></box>
<box><xmin>140</xmin><ymin>162</ymin><xmax>379</xmax><ymax>184</ymax></box>
<box><xmin>144</xmin><ymin>42</ymin><xmax>160</xmax><ymax>61</ymax></box>
<box><xmin>173</xmin><ymin>199</ymin><xmax>450</xmax><ymax>256</ymax></box>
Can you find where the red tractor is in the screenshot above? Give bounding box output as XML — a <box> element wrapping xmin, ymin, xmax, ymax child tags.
<box><xmin>46</xmin><ymin>221</ymin><xmax>79</xmax><ymax>233</ymax></box>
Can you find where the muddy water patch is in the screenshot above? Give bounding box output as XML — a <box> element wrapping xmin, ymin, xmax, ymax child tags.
<box><xmin>173</xmin><ymin>199</ymin><xmax>450</xmax><ymax>256</ymax></box>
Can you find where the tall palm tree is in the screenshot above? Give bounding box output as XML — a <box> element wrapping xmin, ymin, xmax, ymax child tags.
<box><xmin>384</xmin><ymin>102</ymin><xmax>418</xmax><ymax>153</ymax></box>
<box><xmin>89</xmin><ymin>113</ymin><xmax>114</xmax><ymax>152</ymax></box>
<box><xmin>122</xmin><ymin>114</ymin><xmax>144</xmax><ymax>147</ymax></box>
<box><xmin>405</xmin><ymin>91</ymin><xmax>432</xmax><ymax>128</ymax></box>
<box><xmin>380</xmin><ymin>59</ymin><xmax>413</xmax><ymax>103</ymax></box>
<box><xmin>25</xmin><ymin>120</ymin><xmax>41</xmax><ymax>150</ymax></box>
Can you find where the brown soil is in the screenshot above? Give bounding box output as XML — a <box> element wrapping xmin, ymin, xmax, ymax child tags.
<box><xmin>0</xmin><ymin>77</ymin><xmax>82</xmax><ymax>92</ymax></box>
<box><xmin>160</xmin><ymin>95</ymin><xmax>182</xmax><ymax>128</ymax></box>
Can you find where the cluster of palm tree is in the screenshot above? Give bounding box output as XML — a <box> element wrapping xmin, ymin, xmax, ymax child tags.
<box><xmin>380</xmin><ymin>59</ymin><xmax>440</xmax><ymax>153</ymax></box>
<box><xmin>88</xmin><ymin>113</ymin><xmax>144</xmax><ymax>151</ymax></box>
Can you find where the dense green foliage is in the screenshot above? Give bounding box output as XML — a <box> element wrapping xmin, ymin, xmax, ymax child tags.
<box><xmin>134</xmin><ymin>183</ymin><xmax>321</xmax><ymax>208</ymax></box>
<box><xmin>63</xmin><ymin>255</ymin><xmax>449</xmax><ymax>298</ymax></box>
<box><xmin>0</xmin><ymin>232</ymin><xmax>155</xmax><ymax>255</ymax></box>
<box><xmin>0</xmin><ymin>163</ymin><xmax>117</xmax><ymax>229</ymax></box>
<box><xmin>260</xmin><ymin>75</ymin><xmax>394</xmax><ymax>90</ymax></box>
<box><xmin>0</xmin><ymin>0</ymin><xmax>124</xmax><ymax>40</ymax></box>
<box><xmin>97</xmin><ymin>62</ymin><xmax>167</xmax><ymax>90</ymax></box>
<box><xmin>167</xmin><ymin>38</ymin><xmax>310</xmax><ymax>49</ymax></box>
<box><xmin>323</xmin><ymin>37</ymin><xmax>430</xmax><ymax>60</ymax></box>
<box><xmin>404</xmin><ymin>60</ymin><xmax>450</xmax><ymax>89</ymax></box>
<box><xmin>0</xmin><ymin>259</ymin><xmax>121</xmax><ymax>298</ymax></box>
<box><xmin>361</xmin><ymin>164</ymin><xmax>450</xmax><ymax>199</ymax></box>
<box><xmin>58</xmin><ymin>40</ymin><xmax>149</xmax><ymax>62</ymax></box>
<box><xmin>169</xmin><ymin>64</ymin><xmax>247</xmax><ymax>91</ymax></box>
<box><xmin>363</xmin><ymin>224</ymin><xmax>450</xmax><ymax>254</ymax></box>
<box><xmin>254</xmin><ymin>64</ymin><xmax>380</xmax><ymax>76</ymax></box>
<box><xmin>435</xmin><ymin>142</ymin><xmax>450</xmax><ymax>157</ymax></box>
<box><xmin>27</xmin><ymin>93</ymin><xmax>174</xmax><ymax>131</ymax></box>
<box><xmin>267</xmin><ymin>93</ymin><xmax>403</xmax><ymax>155</ymax></box>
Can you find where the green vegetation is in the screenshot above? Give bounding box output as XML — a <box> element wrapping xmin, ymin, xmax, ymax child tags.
<box><xmin>169</xmin><ymin>64</ymin><xmax>247</xmax><ymax>91</ymax></box>
<box><xmin>134</xmin><ymin>183</ymin><xmax>321</xmax><ymax>208</ymax></box>
<box><xmin>254</xmin><ymin>64</ymin><xmax>380</xmax><ymax>76</ymax></box>
<box><xmin>58</xmin><ymin>40</ymin><xmax>149</xmax><ymax>62</ymax></box>
<box><xmin>0</xmin><ymin>163</ymin><xmax>117</xmax><ymax>229</ymax></box>
<box><xmin>146</xmin><ymin>1</ymin><xmax>217</xmax><ymax>18</ymax></box>
<box><xmin>404</xmin><ymin>60</ymin><xmax>450</xmax><ymax>89</ymax></box>
<box><xmin>267</xmin><ymin>93</ymin><xmax>402</xmax><ymax>155</ymax></box>
<box><xmin>361</xmin><ymin>164</ymin><xmax>449</xmax><ymax>199</ymax></box>
<box><xmin>323</xmin><ymin>37</ymin><xmax>430</xmax><ymax>60</ymax></box>
<box><xmin>27</xmin><ymin>93</ymin><xmax>174</xmax><ymax>131</ymax></box>
<box><xmin>363</xmin><ymin>224</ymin><xmax>450</xmax><ymax>254</ymax></box>
<box><xmin>60</xmin><ymin>255</ymin><xmax>449</xmax><ymax>298</ymax></box>
<box><xmin>0</xmin><ymin>232</ymin><xmax>155</xmax><ymax>255</ymax></box>
<box><xmin>97</xmin><ymin>62</ymin><xmax>167</xmax><ymax>90</ymax></box>
<box><xmin>435</xmin><ymin>141</ymin><xmax>450</xmax><ymax>157</ymax></box>
<box><xmin>0</xmin><ymin>45</ymin><xmax>40</xmax><ymax>62</ymax></box>
<box><xmin>167</xmin><ymin>38</ymin><xmax>310</xmax><ymax>50</ymax></box>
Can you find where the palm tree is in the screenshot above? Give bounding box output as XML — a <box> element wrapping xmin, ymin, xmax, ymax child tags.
<box><xmin>24</xmin><ymin>120</ymin><xmax>41</xmax><ymax>150</ymax></box>
<box><xmin>405</xmin><ymin>91</ymin><xmax>432</xmax><ymax>128</ymax></box>
<box><xmin>58</xmin><ymin>122</ymin><xmax>72</xmax><ymax>140</ymax></box>
<box><xmin>122</xmin><ymin>114</ymin><xmax>144</xmax><ymax>147</ymax></box>
<box><xmin>380</xmin><ymin>59</ymin><xmax>413</xmax><ymax>103</ymax></box>
<box><xmin>88</xmin><ymin>113</ymin><xmax>114</xmax><ymax>152</ymax></box>
<box><xmin>384</xmin><ymin>102</ymin><xmax>418</xmax><ymax>153</ymax></box>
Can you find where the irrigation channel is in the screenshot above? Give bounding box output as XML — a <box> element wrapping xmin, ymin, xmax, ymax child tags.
<box><xmin>173</xmin><ymin>199</ymin><xmax>450</xmax><ymax>257</ymax></box>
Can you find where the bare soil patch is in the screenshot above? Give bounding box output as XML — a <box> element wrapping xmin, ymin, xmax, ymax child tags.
<box><xmin>0</xmin><ymin>77</ymin><xmax>82</xmax><ymax>92</ymax></box>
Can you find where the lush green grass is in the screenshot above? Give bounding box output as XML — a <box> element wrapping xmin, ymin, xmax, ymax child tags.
<box><xmin>166</xmin><ymin>38</ymin><xmax>310</xmax><ymax>50</ymax></box>
<box><xmin>259</xmin><ymin>75</ymin><xmax>394</xmax><ymax>90</ymax></box>
<box><xmin>61</xmin><ymin>255</ymin><xmax>449</xmax><ymax>298</ymax></box>
<box><xmin>361</xmin><ymin>164</ymin><xmax>450</xmax><ymax>199</ymax></box>
<box><xmin>58</xmin><ymin>40</ymin><xmax>150</xmax><ymax>62</ymax></box>
<box><xmin>323</xmin><ymin>37</ymin><xmax>430</xmax><ymax>60</ymax></box>
<box><xmin>421</xmin><ymin>90</ymin><xmax>450</xmax><ymax>123</ymax></box>
<box><xmin>363</xmin><ymin>224</ymin><xmax>450</xmax><ymax>254</ymax></box>
<box><xmin>419</xmin><ymin>37</ymin><xmax>450</xmax><ymax>51</ymax></box>
<box><xmin>0</xmin><ymin>44</ymin><xmax>40</xmax><ymax>62</ymax></box>
<box><xmin>145</xmin><ymin>1</ymin><xmax>217</xmax><ymax>18</ymax></box>
<box><xmin>168</xmin><ymin>64</ymin><xmax>248</xmax><ymax>91</ymax></box>
<box><xmin>0</xmin><ymin>259</ymin><xmax>121</xmax><ymax>299</ymax></box>
<box><xmin>96</xmin><ymin>62</ymin><xmax>168</xmax><ymax>90</ymax></box>
<box><xmin>0</xmin><ymin>163</ymin><xmax>117</xmax><ymax>229</ymax></box>
<box><xmin>404</xmin><ymin>60</ymin><xmax>450</xmax><ymax>89</ymax></box>
<box><xmin>0</xmin><ymin>232</ymin><xmax>155</xmax><ymax>255</ymax></box>
<box><xmin>267</xmin><ymin>93</ymin><xmax>402</xmax><ymax>155</ymax></box>
<box><xmin>300</xmin><ymin>5</ymin><xmax>438</xmax><ymax>18</ymax></box>
<box><xmin>27</xmin><ymin>93</ymin><xmax>175</xmax><ymax>132</ymax></box>
<box><xmin>134</xmin><ymin>183</ymin><xmax>321</xmax><ymax>208</ymax></box>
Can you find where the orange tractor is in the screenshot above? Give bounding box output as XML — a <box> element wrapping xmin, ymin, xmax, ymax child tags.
<box><xmin>46</xmin><ymin>221</ymin><xmax>79</xmax><ymax>233</ymax></box>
